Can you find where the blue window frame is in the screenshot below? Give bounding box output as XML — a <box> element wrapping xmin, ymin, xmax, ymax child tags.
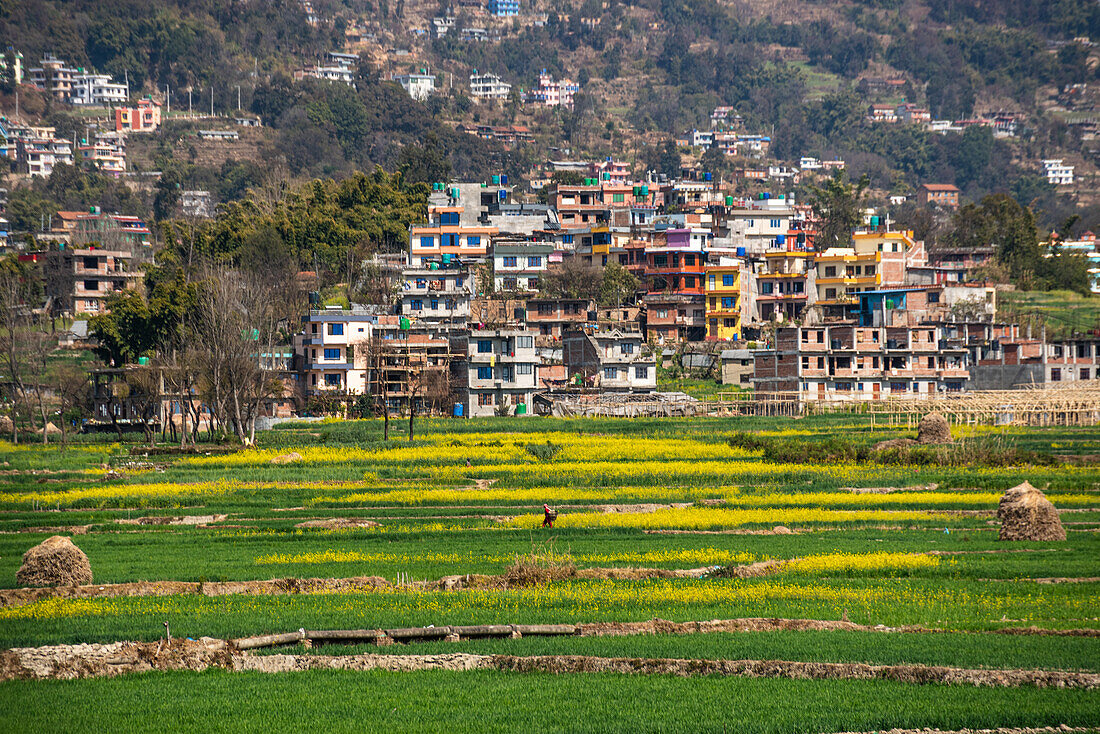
<box><xmin>467</xmin><ymin>235</ymin><xmax>480</xmax><ymax>246</ymax></box>
<box><xmin>420</xmin><ymin>236</ymin><xmax>435</xmax><ymax>248</ymax></box>
<box><xmin>722</xmin><ymin>274</ymin><xmax>735</xmax><ymax>286</ymax></box>
<box><xmin>722</xmin><ymin>297</ymin><xmax>736</xmax><ymax>308</ymax></box>
<box><xmin>503</xmin><ymin>256</ymin><xmax>517</xmax><ymax>267</ymax></box>
<box><xmin>328</xmin><ymin>323</ymin><xmax>343</xmax><ymax>335</ymax></box>
<box><xmin>562</xmin><ymin>234</ymin><xmax>574</xmax><ymax>244</ymax></box>
<box><xmin>430</xmin><ymin>299</ymin><xmax>439</xmax><ymax>310</ymax></box>
<box><xmin>604</xmin><ymin>367</ymin><xmax>617</xmax><ymax>379</ymax></box>
<box><xmin>441</xmin><ymin>212</ymin><xmax>459</xmax><ymax>225</ymax></box>
<box><xmin>477</xmin><ymin>340</ymin><xmax>493</xmax><ymax>353</ymax></box>
<box><xmin>323</xmin><ymin>348</ymin><xmax>340</xmax><ymax>360</ymax></box>
<box><xmin>477</xmin><ymin>366</ymin><xmax>493</xmax><ymax>379</ymax></box>
<box><xmin>410</xmin><ymin>299</ymin><xmax>423</xmax><ymax>310</ymax></box>
<box><xmin>621</xmin><ymin>342</ymin><xmax>634</xmax><ymax>354</ymax></box>
<box><xmin>528</xmin><ymin>256</ymin><xmax>542</xmax><ymax>267</ymax></box>
<box><xmin>323</xmin><ymin>374</ymin><xmax>340</xmax><ymax>386</ymax></box>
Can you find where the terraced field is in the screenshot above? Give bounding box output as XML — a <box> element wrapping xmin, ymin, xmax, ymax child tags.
<box><xmin>0</xmin><ymin>415</ymin><xmax>1098</xmax><ymax>732</ymax></box>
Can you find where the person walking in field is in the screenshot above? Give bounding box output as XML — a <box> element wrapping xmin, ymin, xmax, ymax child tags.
<box><xmin>543</xmin><ymin>504</ymin><xmax>556</xmax><ymax>528</ymax></box>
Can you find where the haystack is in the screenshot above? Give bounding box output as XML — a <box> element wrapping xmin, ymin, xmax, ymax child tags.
<box><xmin>43</xmin><ymin>422</ymin><xmax>62</xmax><ymax>435</ymax></box>
<box><xmin>917</xmin><ymin>413</ymin><xmax>952</xmax><ymax>444</ymax></box>
<box><xmin>997</xmin><ymin>481</ymin><xmax>1066</xmax><ymax>541</ymax></box>
<box><xmin>0</xmin><ymin>415</ymin><xmax>13</xmax><ymax>432</ymax></box>
<box><xmin>16</xmin><ymin>535</ymin><xmax>93</xmax><ymax>587</ymax></box>
<box><xmin>270</xmin><ymin>452</ymin><xmax>302</xmax><ymax>465</ymax></box>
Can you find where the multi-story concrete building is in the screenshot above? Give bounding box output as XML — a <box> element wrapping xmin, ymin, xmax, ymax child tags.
<box><xmin>1042</xmin><ymin>159</ymin><xmax>1075</xmax><ymax>186</ymax></box>
<box><xmin>487</xmin><ymin>0</ymin><xmax>519</xmax><ymax>16</ymax></box>
<box><xmin>399</xmin><ymin>265</ymin><xmax>473</xmax><ymax>322</ymax></box>
<box><xmin>814</xmin><ymin>229</ymin><xmax>925</xmax><ymax>320</ymax></box>
<box><xmin>525</xmin><ymin>72</ymin><xmax>578</xmax><ymax>109</ymax></box>
<box><xmin>917</xmin><ymin>184</ymin><xmax>960</xmax><ymax>209</ymax></box>
<box><xmin>753</xmin><ymin>324</ymin><xmax>969</xmax><ymax>404</ymax></box>
<box><xmin>71</xmin><ymin>73</ymin><xmax>127</xmax><ymax>106</ymax></box>
<box><xmin>115</xmin><ymin>98</ymin><xmax>161</xmax><ymax>132</ymax></box>
<box><xmin>43</xmin><ymin>247</ymin><xmax>142</xmax><ymax>315</ymax></box>
<box><xmin>526</xmin><ymin>297</ymin><xmax>593</xmax><ymax>340</ymax></box>
<box><xmin>724</xmin><ymin>198</ymin><xmax>799</xmax><ymax>255</ymax></box>
<box><xmin>16</xmin><ymin>132</ymin><xmax>73</xmax><ymax>177</ymax></box>
<box><xmin>394</xmin><ymin>73</ymin><xmax>436</xmax><ymax>101</ymax></box>
<box><xmin>28</xmin><ymin>54</ymin><xmax>75</xmax><ymax>100</ymax></box>
<box><xmin>705</xmin><ymin>261</ymin><xmax>741</xmax><ymax>341</ymax></box>
<box><xmin>296</xmin><ymin>306</ymin><xmax>376</xmax><ymax>394</ymax></box>
<box><xmin>492</xmin><ymin>241</ymin><xmax>551</xmax><ymax>292</ymax></box>
<box><xmin>460</xmin><ymin>327</ymin><xmax>538</xmax><ymax>416</ymax></box>
<box><xmin>469</xmin><ymin>72</ymin><xmax>511</xmax><ymax>99</ymax></box>
<box><xmin>408</xmin><ymin>200</ymin><xmax>496</xmax><ymax>266</ymax></box>
<box><xmin>78</xmin><ymin>138</ymin><xmax>126</xmax><ymax>174</ymax></box>
<box><xmin>563</xmin><ymin>326</ymin><xmax>656</xmax><ymax>392</ymax></box>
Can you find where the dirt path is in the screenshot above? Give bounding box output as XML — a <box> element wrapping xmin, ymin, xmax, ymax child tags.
<box><xmin>3</xmin><ymin>639</ymin><xmax>1099</xmax><ymax>688</ymax></box>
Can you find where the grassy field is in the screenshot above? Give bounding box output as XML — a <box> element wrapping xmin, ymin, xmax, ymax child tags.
<box><xmin>999</xmin><ymin>289</ymin><xmax>1100</xmax><ymax>338</ymax></box>
<box><xmin>0</xmin><ymin>414</ymin><xmax>1098</xmax><ymax>731</ymax></box>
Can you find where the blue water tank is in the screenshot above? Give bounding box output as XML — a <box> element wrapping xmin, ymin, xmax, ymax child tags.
<box><xmin>499</xmin><ymin>189</ymin><xmax>507</xmax><ymax>200</ymax></box>
<box><xmin>776</xmin><ymin>234</ymin><xmax>786</xmax><ymax>245</ymax></box>
<box><xmin>501</xmin><ymin>174</ymin><xmax>508</xmax><ymax>185</ymax></box>
<box><xmin>736</xmin><ymin>247</ymin><xmax>746</xmax><ymax>257</ymax></box>
<box><xmin>763</xmin><ymin>192</ymin><xmax>771</xmax><ymax>199</ymax></box>
<box><xmin>453</xmin><ymin>403</ymin><xmax>464</xmax><ymax>417</ymax></box>
<box><xmin>704</xmin><ymin>172</ymin><xmax>712</xmax><ymax>181</ymax></box>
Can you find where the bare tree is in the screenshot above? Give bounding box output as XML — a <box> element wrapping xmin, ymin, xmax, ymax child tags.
<box><xmin>54</xmin><ymin>364</ymin><xmax>89</xmax><ymax>450</ymax></box>
<box><xmin>0</xmin><ymin>264</ymin><xmax>36</xmax><ymax>442</ymax></box>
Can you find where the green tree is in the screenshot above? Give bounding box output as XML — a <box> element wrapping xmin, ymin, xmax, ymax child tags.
<box><xmin>598</xmin><ymin>262</ymin><xmax>639</xmax><ymax>307</ymax></box>
<box><xmin>808</xmin><ymin>170</ymin><xmax>870</xmax><ymax>251</ymax></box>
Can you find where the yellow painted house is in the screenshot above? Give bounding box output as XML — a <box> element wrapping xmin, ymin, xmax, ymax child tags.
<box><xmin>705</xmin><ymin>264</ymin><xmax>741</xmax><ymax>341</ymax></box>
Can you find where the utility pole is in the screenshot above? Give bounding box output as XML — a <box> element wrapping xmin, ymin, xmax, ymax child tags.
<box><xmin>188</xmin><ymin>89</ymin><xmax>192</xmax><ymax>116</ymax></box>
<box><xmin>237</xmin><ymin>85</ymin><xmax>241</xmax><ymax>111</ymax></box>
<box><xmin>166</xmin><ymin>85</ymin><xmax>170</xmax><ymax>114</ymax></box>
<box><xmin>210</xmin><ymin>86</ymin><xmax>214</xmax><ymax>117</ymax></box>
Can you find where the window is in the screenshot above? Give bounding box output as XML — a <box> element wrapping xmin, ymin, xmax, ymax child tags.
<box><xmin>825</xmin><ymin>288</ymin><xmax>836</xmax><ymax>299</ymax></box>
<box><xmin>927</xmin><ymin>356</ymin><xmax>935</xmax><ymax>368</ymax></box>
<box><xmin>420</xmin><ymin>236</ymin><xmax>435</xmax><ymax>249</ymax></box>
<box><xmin>657</xmin><ymin>309</ymin><xmax>668</xmax><ymax>319</ymax></box>
<box><xmin>722</xmin><ymin>274</ymin><xmax>736</xmax><ymax>286</ymax></box>
<box><xmin>516</xmin><ymin>336</ymin><xmax>533</xmax><ymax>349</ymax></box>
<box><xmin>503</xmin><ymin>256</ymin><xmax>517</xmax><ymax>267</ymax></box>
<box><xmin>477</xmin><ymin>366</ymin><xmax>493</xmax><ymax>379</ymax></box>
<box><xmin>684</xmin><ymin>276</ymin><xmax>695</xmax><ymax>288</ymax></box>
<box><xmin>528</xmin><ymin>256</ymin><xmax>542</xmax><ymax>267</ymax></box>
<box><xmin>708</xmin><ymin>274</ymin><xmax>716</xmax><ymax>288</ymax></box>
<box><xmin>761</xmin><ymin>282</ymin><xmax>773</xmax><ymax>294</ymax></box>
<box><xmin>1082</xmin><ymin>368</ymin><xmax>1091</xmax><ymax>380</ymax></box>
<box><xmin>83</xmin><ymin>257</ymin><xmax>98</xmax><ymax>269</ymax></box>
<box><xmin>684</xmin><ymin>254</ymin><xmax>695</xmax><ymax>266</ymax></box>
<box><xmin>430</xmin><ymin>299</ymin><xmax>439</xmax><ymax>310</ymax></box>
<box><xmin>84</xmin><ymin>280</ymin><xmax>99</xmax><ymax>291</ymax></box>
<box><xmin>528</xmin><ymin>277</ymin><xmax>539</xmax><ymax>289</ymax></box>
<box><xmin>928</xmin><ymin>292</ymin><xmax>940</xmax><ymax>304</ymax></box>
<box><xmin>613</xmin><ymin>193</ymin><xmax>624</xmax><ymax>203</ymax></box>
<box><xmin>503</xmin><ymin>277</ymin><xmax>518</xmax><ymax>290</ymax></box>
<box><xmin>562</xmin><ymin>234</ymin><xmax>574</xmax><ymax>244</ymax></box>
<box><xmin>635</xmin><ymin>366</ymin><xmax>648</xmax><ymax>379</ymax></box>
<box><xmin>324</xmin><ymin>374</ymin><xmax>340</xmax><ymax>386</ymax></box>
<box><xmin>478</xmin><ymin>393</ymin><xmax>494</xmax><ymax>406</ymax></box>
<box><xmin>440</xmin><ymin>212</ymin><xmax>459</xmax><ymax>225</ymax></box>
<box><xmin>311</xmin><ymin>324</ymin><xmax>318</xmax><ymax>334</ymax></box>
<box><xmin>1051</xmin><ymin>368</ymin><xmax>1062</xmax><ymax>382</ymax></box>
<box><xmin>865</xmin><ymin>265</ymin><xmax>876</xmax><ymax>276</ymax></box>
<box><xmin>328</xmin><ymin>323</ymin><xmax>344</xmax><ymax>336</ymax></box>
<box><xmin>604</xmin><ymin>367</ymin><xmax>618</xmax><ymax>379</ymax></box>
<box><xmin>477</xmin><ymin>340</ymin><xmax>493</xmax><ymax>353</ymax></box>
<box><xmin>467</xmin><ymin>236</ymin><xmax>480</xmax><ymax>247</ymax></box>
<box><xmin>416</xmin><ymin>279</ymin><xmax>427</xmax><ymax>289</ymax></box>
<box><xmin>770</xmin><ymin>219</ymin><xmax>781</xmax><ymax>228</ymax></box>
<box><xmin>721</xmin><ymin>297</ymin><xmax>736</xmax><ymax>309</ymax></box>
<box><xmin>621</xmin><ymin>342</ymin><xmax>635</xmax><ymax>354</ymax></box>
<box><xmin>500</xmin><ymin>366</ymin><xmax>514</xmax><ymax>382</ymax></box>
<box><xmin>518</xmin><ymin>363</ymin><xmax>533</xmax><ymax>375</ymax></box>
<box><xmin>410</xmin><ymin>299</ymin><xmax>423</xmax><ymax>311</ymax></box>
<box><xmin>792</xmin><ymin>282</ymin><xmax>804</xmax><ymax>294</ymax></box>
<box><xmin>824</xmin><ymin>266</ymin><xmax>836</xmax><ymax>277</ymax></box>
<box><xmin>323</xmin><ymin>348</ymin><xmax>340</xmax><ymax>361</ymax></box>
<box><xmin>723</xmin><ymin>318</ymin><xmax>736</xmax><ymax>327</ymax></box>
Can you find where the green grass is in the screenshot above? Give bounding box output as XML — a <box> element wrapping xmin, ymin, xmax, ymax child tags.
<box><xmin>3</xmin><ymin>577</ymin><xmax>1097</xmax><ymax>648</ymax></box>
<box><xmin>279</xmin><ymin>629</ymin><xmax>1100</xmax><ymax>672</ymax></box>
<box><xmin>1</xmin><ymin>669</ymin><xmax>1096</xmax><ymax>733</ymax></box>
<box><xmin>999</xmin><ymin>289</ymin><xmax>1100</xmax><ymax>338</ymax></box>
